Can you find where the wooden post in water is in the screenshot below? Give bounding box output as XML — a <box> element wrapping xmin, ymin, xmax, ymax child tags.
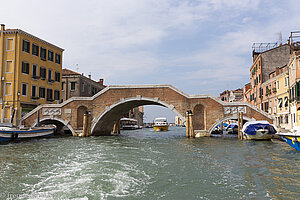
<box><xmin>113</xmin><ymin>122</ymin><xmax>117</xmax><ymax>135</ymax></box>
<box><xmin>186</xmin><ymin>111</ymin><xmax>190</xmax><ymax>138</ymax></box>
<box><xmin>237</xmin><ymin>112</ymin><xmax>241</xmax><ymax>139</ymax></box>
<box><xmin>240</xmin><ymin>112</ymin><xmax>243</xmax><ymax>140</ymax></box>
<box><xmin>82</xmin><ymin>113</ymin><xmax>88</xmax><ymax>137</ymax></box>
<box><xmin>189</xmin><ymin>112</ymin><xmax>194</xmax><ymax>138</ymax></box>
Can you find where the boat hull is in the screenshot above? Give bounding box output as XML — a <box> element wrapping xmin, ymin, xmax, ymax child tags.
<box><xmin>154</xmin><ymin>125</ymin><xmax>169</xmax><ymax>131</ymax></box>
<box><xmin>0</xmin><ymin>126</ymin><xmax>56</xmax><ymax>143</ymax></box>
<box><xmin>279</xmin><ymin>135</ymin><xmax>300</xmax><ymax>152</ymax></box>
<box><xmin>243</xmin><ymin>129</ymin><xmax>274</xmax><ymax>140</ymax></box>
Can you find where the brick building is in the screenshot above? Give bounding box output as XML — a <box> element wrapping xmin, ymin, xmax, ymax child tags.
<box><xmin>248</xmin><ymin>43</ymin><xmax>290</xmax><ymax>109</ymax></box>
<box><xmin>61</xmin><ymin>68</ymin><xmax>105</xmax><ymax>102</ymax></box>
<box><xmin>218</xmin><ymin>89</ymin><xmax>243</xmax><ymax>102</ymax></box>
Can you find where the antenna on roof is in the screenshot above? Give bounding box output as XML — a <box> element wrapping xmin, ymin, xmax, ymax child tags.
<box><xmin>277</xmin><ymin>32</ymin><xmax>283</xmax><ymax>45</ymax></box>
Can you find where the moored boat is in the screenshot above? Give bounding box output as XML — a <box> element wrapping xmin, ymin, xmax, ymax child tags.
<box><xmin>277</xmin><ymin>128</ymin><xmax>300</xmax><ymax>151</ymax></box>
<box><xmin>0</xmin><ymin>124</ymin><xmax>56</xmax><ymax>143</ymax></box>
<box><xmin>242</xmin><ymin>121</ymin><xmax>276</xmax><ymax>140</ymax></box>
<box><xmin>153</xmin><ymin>117</ymin><xmax>169</xmax><ymax>131</ymax></box>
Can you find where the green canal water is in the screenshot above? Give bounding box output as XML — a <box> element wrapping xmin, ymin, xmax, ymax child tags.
<box><xmin>0</xmin><ymin>126</ymin><xmax>299</xmax><ymax>200</ymax></box>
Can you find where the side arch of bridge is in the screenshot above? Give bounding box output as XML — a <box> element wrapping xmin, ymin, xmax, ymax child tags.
<box><xmin>208</xmin><ymin>115</ymin><xmax>255</xmax><ymax>134</ymax></box>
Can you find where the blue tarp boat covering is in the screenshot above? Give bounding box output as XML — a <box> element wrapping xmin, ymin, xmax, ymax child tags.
<box><xmin>243</xmin><ymin>123</ymin><xmax>276</xmax><ymax>135</ymax></box>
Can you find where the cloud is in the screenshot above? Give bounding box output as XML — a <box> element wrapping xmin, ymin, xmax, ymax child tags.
<box><xmin>1</xmin><ymin>0</ymin><xmax>300</xmax><ymax>97</ymax></box>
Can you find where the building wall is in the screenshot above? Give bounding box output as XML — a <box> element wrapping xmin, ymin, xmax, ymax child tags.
<box><xmin>0</xmin><ymin>26</ymin><xmax>63</xmax><ymax>123</ymax></box>
<box><xmin>61</xmin><ymin>75</ymin><xmax>105</xmax><ymax>102</ymax></box>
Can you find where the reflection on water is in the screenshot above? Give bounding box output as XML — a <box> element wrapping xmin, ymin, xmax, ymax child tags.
<box><xmin>0</xmin><ymin>126</ymin><xmax>299</xmax><ymax>200</ymax></box>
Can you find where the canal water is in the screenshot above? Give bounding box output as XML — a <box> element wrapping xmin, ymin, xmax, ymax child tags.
<box><xmin>0</xmin><ymin>127</ymin><xmax>299</xmax><ymax>200</ymax></box>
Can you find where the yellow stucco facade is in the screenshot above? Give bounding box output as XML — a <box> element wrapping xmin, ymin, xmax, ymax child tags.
<box><xmin>0</xmin><ymin>24</ymin><xmax>63</xmax><ymax>124</ymax></box>
<box><xmin>275</xmin><ymin>71</ymin><xmax>289</xmax><ymax>127</ymax></box>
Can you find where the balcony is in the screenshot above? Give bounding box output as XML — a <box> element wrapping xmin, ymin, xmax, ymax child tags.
<box><xmin>48</xmin><ymin>79</ymin><xmax>55</xmax><ymax>84</ymax></box>
<box><xmin>32</xmin><ymin>75</ymin><xmax>40</xmax><ymax>80</ymax></box>
<box><xmin>272</xmin><ymin>88</ymin><xmax>277</xmax><ymax>93</ymax></box>
<box><xmin>266</xmin><ymin>89</ymin><xmax>271</xmax><ymax>96</ymax></box>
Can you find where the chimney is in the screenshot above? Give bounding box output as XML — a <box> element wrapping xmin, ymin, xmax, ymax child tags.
<box><xmin>98</xmin><ymin>78</ymin><xmax>104</xmax><ymax>85</ymax></box>
<box><xmin>88</xmin><ymin>74</ymin><xmax>91</xmax><ymax>79</ymax></box>
<box><xmin>1</xmin><ymin>24</ymin><xmax>5</xmax><ymax>31</ymax></box>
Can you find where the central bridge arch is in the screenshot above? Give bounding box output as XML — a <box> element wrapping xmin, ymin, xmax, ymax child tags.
<box><xmin>91</xmin><ymin>96</ymin><xmax>185</xmax><ymax>135</ymax></box>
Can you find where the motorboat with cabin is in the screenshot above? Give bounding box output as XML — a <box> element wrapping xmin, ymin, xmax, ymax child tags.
<box><xmin>120</xmin><ymin>118</ymin><xmax>139</xmax><ymax>130</ymax></box>
<box><xmin>153</xmin><ymin>117</ymin><xmax>169</xmax><ymax>131</ymax></box>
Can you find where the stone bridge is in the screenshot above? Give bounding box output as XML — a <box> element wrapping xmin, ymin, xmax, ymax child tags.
<box><xmin>21</xmin><ymin>85</ymin><xmax>273</xmax><ymax>136</ymax></box>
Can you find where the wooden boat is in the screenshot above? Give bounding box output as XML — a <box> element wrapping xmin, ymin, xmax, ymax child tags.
<box><xmin>0</xmin><ymin>124</ymin><xmax>56</xmax><ymax>143</ymax></box>
<box><xmin>242</xmin><ymin>121</ymin><xmax>276</xmax><ymax>140</ymax></box>
<box><xmin>153</xmin><ymin>117</ymin><xmax>169</xmax><ymax>131</ymax></box>
<box><xmin>277</xmin><ymin>128</ymin><xmax>300</xmax><ymax>151</ymax></box>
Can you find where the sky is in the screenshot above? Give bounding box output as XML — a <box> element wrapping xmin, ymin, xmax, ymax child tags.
<box><xmin>1</xmin><ymin>0</ymin><xmax>300</xmax><ymax>122</ymax></box>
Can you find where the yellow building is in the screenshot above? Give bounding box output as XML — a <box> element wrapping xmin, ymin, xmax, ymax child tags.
<box><xmin>275</xmin><ymin>69</ymin><xmax>289</xmax><ymax>129</ymax></box>
<box><xmin>0</xmin><ymin>24</ymin><xmax>64</xmax><ymax>124</ymax></box>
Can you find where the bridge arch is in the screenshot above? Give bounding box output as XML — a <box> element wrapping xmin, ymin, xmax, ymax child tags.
<box><xmin>208</xmin><ymin>115</ymin><xmax>255</xmax><ymax>134</ymax></box>
<box><xmin>91</xmin><ymin>97</ymin><xmax>185</xmax><ymax>135</ymax></box>
<box><xmin>32</xmin><ymin>117</ymin><xmax>76</xmax><ymax>136</ymax></box>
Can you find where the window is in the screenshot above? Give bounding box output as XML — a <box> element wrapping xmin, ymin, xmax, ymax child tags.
<box><xmin>39</xmin><ymin>87</ymin><xmax>45</xmax><ymax>98</ymax></box>
<box><xmin>54</xmin><ymin>90</ymin><xmax>60</xmax><ymax>100</ymax></box>
<box><xmin>6</xmin><ymin>38</ymin><xmax>14</xmax><ymax>51</ymax></box>
<box><xmin>48</xmin><ymin>50</ymin><xmax>53</xmax><ymax>61</ymax></box>
<box><xmin>5</xmin><ymin>60</ymin><xmax>13</xmax><ymax>73</ymax></box>
<box><xmin>40</xmin><ymin>67</ymin><xmax>46</xmax><ymax>79</ymax></box>
<box><xmin>70</xmin><ymin>82</ymin><xmax>76</xmax><ymax>90</ymax></box>
<box><xmin>48</xmin><ymin>69</ymin><xmax>52</xmax><ymax>81</ymax></box>
<box><xmin>284</xmin><ymin>96</ymin><xmax>288</xmax><ymax>107</ymax></box>
<box><xmin>62</xmin><ymin>82</ymin><xmax>65</xmax><ymax>90</ymax></box>
<box><xmin>5</xmin><ymin>82</ymin><xmax>12</xmax><ymax>96</ymax></box>
<box><xmin>22</xmin><ymin>40</ymin><xmax>30</xmax><ymax>53</ymax></box>
<box><xmin>32</xmin><ymin>64</ymin><xmax>38</xmax><ymax>78</ymax></box>
<box><xmin>32</xmin><ymin>44</ymin><xmax>39</xmax><ymax>56</ymax></box>
<box><xmin>285</xmin><ymin>77</ymin><xmax>289</xmax><ymax>87</ymax></box>
<box><xmin>55</xmin><ymin>53</ymin><xmax>61</xmax><ymax>64</ymax></box>
<box><xmin>278</xmin><ymin>98</ymin><xmax>283</xmax><ymax>108</ymax></box>
<box><xmin>22</xmin><ymin>62</ymin><xmax>30</xmax><ymax>74</ymax></box>
<box><xmin>22</xmin><ymin>83</ymin><xmax>28</xmax><ymax>96</ymax></box>
<box><xmin>32</xmin><ymin>85</ymin><xmax>37</xmax><ymax>97</ymax></box>
<box><xmin>55</xmin><ymin>71</ymin><xmax>60</xmax><ymax>82</ymax></box>
<box><xmin>40</xmin><ymin>47</ymin><xmax>47</xmax><ymax>60</ymax></box>
<box><xmin>47</xmin><ymin>88</ymin><xmax>53</xmax><ymax>101</ymax></box>
<box><xmin>277</xmin><ymin>81</ymin><xmax>279</xmax><ymax>90</ymax></box>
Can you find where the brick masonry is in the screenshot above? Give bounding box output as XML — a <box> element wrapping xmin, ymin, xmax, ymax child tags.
<box><xmin>21</xmin><ymin>85</ymin><xmax>273</xmax><ymax>136</ymax></box>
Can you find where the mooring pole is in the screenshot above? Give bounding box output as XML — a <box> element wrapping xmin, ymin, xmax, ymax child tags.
<box><xmin>238</xmin><ymin>112</ymin><xmax>241</xmax><ymax>139</ymax></box>
<box><xmin>240</xmin><ymin>112</ymin><xmax>243</xmax><ymax>140</ymax></box>
<box><xmin>186</xmin><ymin>111</ymin><xmax>190</xmax><ymax>138</ymax></box>
<box><xmin>82</xmin><ymin>113</ymin><xmax>88</xmax><ymax>137</ymax></box>
<box><xmin>189</xmin><ymin>111</ymin><xmax>194</xmax><ymax>138</ymax></box>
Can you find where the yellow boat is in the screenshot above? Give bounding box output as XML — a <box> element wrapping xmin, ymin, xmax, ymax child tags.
<box><xmin>153</xmin><ymin>117</ymin><xmax>169</xmax><ymax>131</ymax></box>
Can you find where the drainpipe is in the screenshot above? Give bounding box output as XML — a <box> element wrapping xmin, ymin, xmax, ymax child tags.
<box><xmin>13</xmin><ymin>32</ymin><xmax>18</xmax><ymax>126</ymax></box>
<box><xmin>0</xmin><ymin>24</ymin><xmax>5</xmax><ymax>122</ymax></box>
